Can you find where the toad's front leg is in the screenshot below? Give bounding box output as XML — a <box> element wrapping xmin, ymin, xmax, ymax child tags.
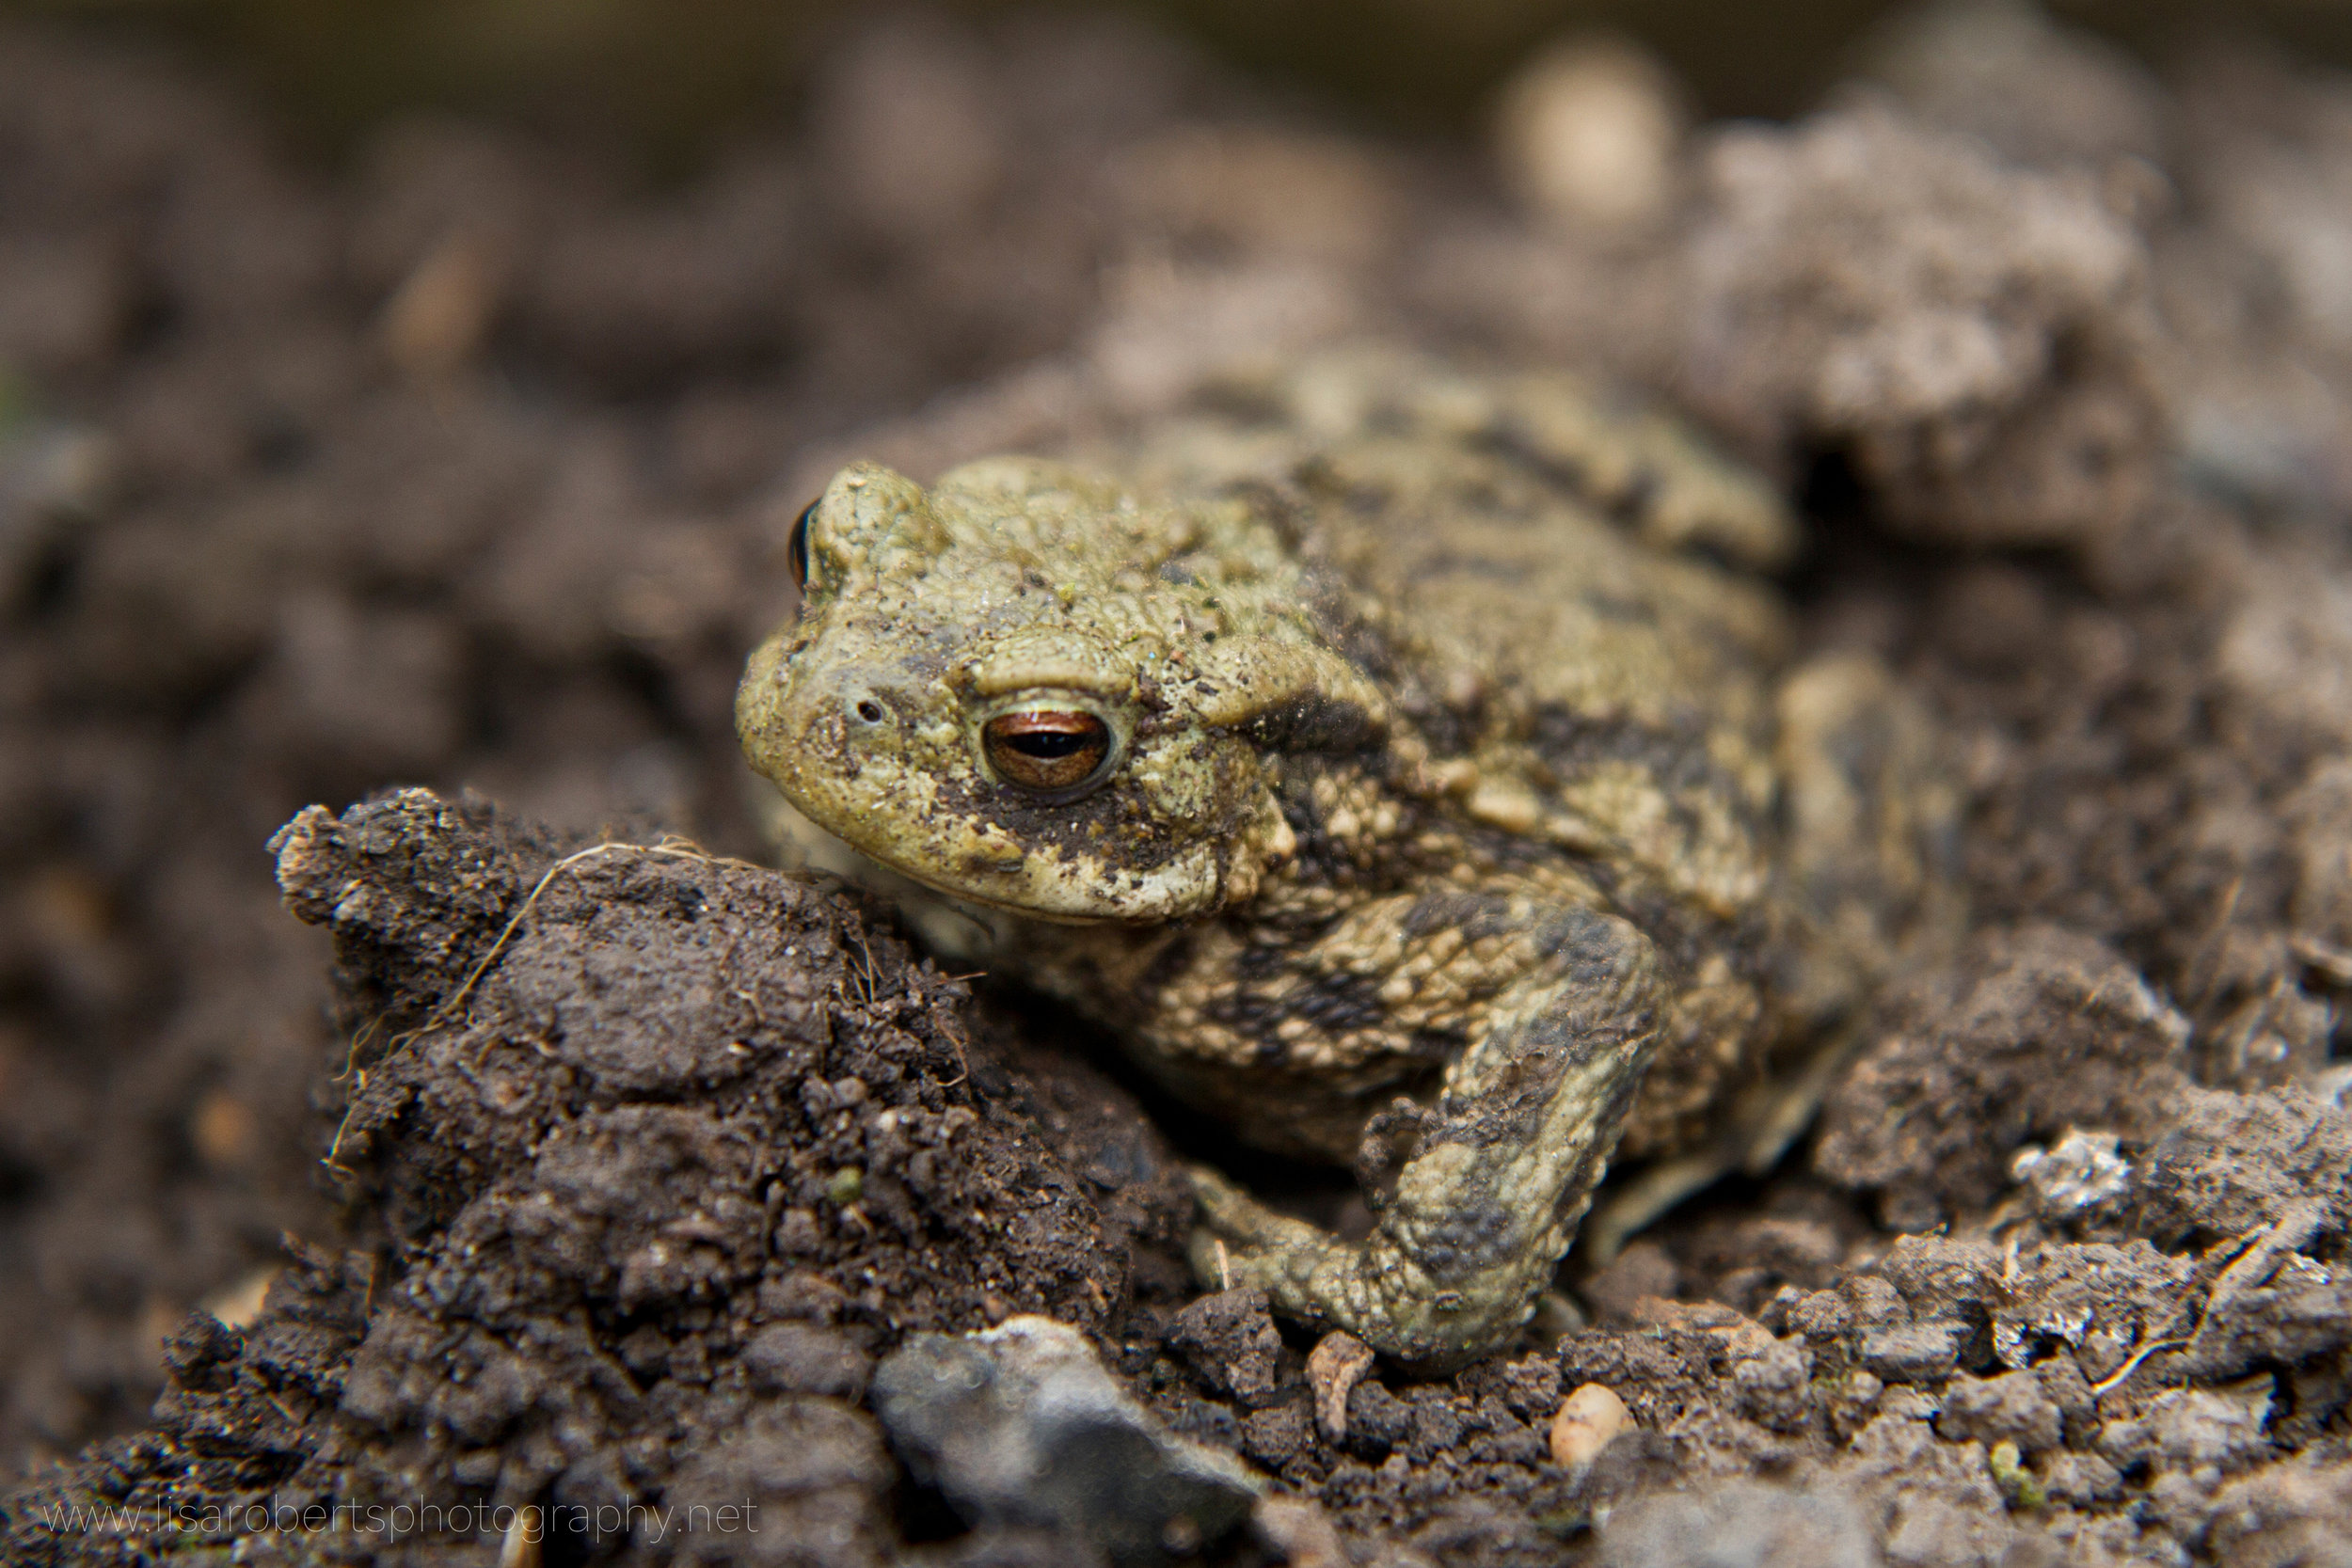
<box><xmin>1189</xmin><ymin>899</ymin><xmax>1664</xmax><ymax>1370</ymax></box>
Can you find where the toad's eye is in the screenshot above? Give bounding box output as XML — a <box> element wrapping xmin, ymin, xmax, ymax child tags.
<box><xmin>787</xmin><ymin>499</ymin><xmax>818</xmax><ymax>590</ymax></box>
<box><xmin>982</xmin><ymin>710</ymin><xmax>1114</xmax><ymax>795</ymax></box>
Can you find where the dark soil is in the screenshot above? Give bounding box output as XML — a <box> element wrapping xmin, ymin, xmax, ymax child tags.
<box><xmin>3</xmin><ymin>5</ymin><xmax>2350</xmax><ymax>1565</ymax></box>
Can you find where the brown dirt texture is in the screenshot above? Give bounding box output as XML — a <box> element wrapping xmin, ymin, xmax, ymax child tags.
<box><xmin>2</xmin><ymin>5</ymin><xmax>2350</xmax><ymax>1565</ymax></box>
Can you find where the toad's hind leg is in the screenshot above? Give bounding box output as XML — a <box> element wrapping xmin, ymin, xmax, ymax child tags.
<box><xmin>1190</xmin><ymin>903</ymin><xmax>1664</xmax><ymax>1370</ymax></box>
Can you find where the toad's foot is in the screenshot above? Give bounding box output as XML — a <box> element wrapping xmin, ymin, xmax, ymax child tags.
<box><xmin>1187</xmin><ymin>1168</ymin><xmax>1559</xmax><ymax>1370</ymax></box>
<box><xmin>1188</xmin><ymin>905</ymin><xmax>1663</xmax><ymax>1370</ymax></box>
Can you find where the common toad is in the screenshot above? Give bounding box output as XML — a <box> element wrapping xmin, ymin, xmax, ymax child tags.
<box><xmin>739</xmin><ymin>350</ymin><xmax>1958</xmax><ymax>1366</ymax></box>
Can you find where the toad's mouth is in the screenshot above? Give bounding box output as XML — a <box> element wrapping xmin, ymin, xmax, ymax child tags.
<box><xmin>755</xmin><ymin>784</ymin><xmax>1218</xmax><ymax>930</ymax></box>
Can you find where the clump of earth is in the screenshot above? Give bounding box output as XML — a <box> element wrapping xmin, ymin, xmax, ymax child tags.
<box><xmin>3</xmin><ymin>4</ymin><xmax>2350</xmax><ymax>1564</ymax></box>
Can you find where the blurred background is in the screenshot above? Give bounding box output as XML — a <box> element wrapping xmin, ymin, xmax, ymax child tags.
<box><xmin>8</xmin><ymin>0</ymin><xmax>2352</xmax><ymax>1496</ymax></box>
<box><xmin>8</xmin><ymin>0</ymin><xmax>2352</xmax><ymax>155</ymax></box>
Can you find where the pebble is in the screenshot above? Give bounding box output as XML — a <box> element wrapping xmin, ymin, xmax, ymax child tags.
<box><xmin>1492</xmin><ymin>33</ymin><xmax>1686</xmax><ymax>233</ymax></box>
<box><xmin>1859</xmin><ymin>1319</ymin><xmax>1967</xmax><ymax>1383</ymax></box>
<box><xmin>1549</xmin><ymin>1381</ymin><xmax>1633</xmax><ymax>1468</ymax></box>
<box><xmin>871</xmin><ymin>1315</ymin><xmax>1261</xmax><ymax>1564</ymax></box>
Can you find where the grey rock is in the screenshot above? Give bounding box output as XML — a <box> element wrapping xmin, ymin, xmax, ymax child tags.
<box><xmin>1859</xmin><ymin>1319</ymin><xmax>1966</xmax><ymax>1383</ymax></box>
<box><xmin>871</xmin><ymin>1315</ymin><xmax>1261</xmax><ymax>1565</ymax></box>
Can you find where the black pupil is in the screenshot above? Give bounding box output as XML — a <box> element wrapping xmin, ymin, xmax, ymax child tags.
<box><xmin>1008</xmin><ymin>730</ymin><xmax>1091</xmax><ymax>759</ymax></box>
<box><xmin>788</xmin><ymin>500</ymin><xmax>817</xmax><ymax>586</ymax></box>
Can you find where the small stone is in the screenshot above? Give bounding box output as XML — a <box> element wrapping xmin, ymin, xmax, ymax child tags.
<box><xmin>1859</xmin><ymin>1319</ymin><xmax>1966</xmax><ymax>1383</ymax></box>
<box><xmin>1492</xmin><ymin>33</ymin><xmax>1686</xmax><ymax>234</ymax></box>
<box><xmin>1306</xmin><ymin>1330</ymin><xmax>1375</xmax><ymax>1443</ymax></box>
<box><xmin>379</xmin><ymin>230</ymin><xmax>506</xmax><ymax>380</ymax></box>
<box><xmin>1822</xmin><ymin>1369</ymin><xmax>1885</xmax><ymax>1441</ymax></box>
<box><xmin>871</xmin><ymin>1315</ymin><xmax>1261</xmax><ymax>1564</ymax></box>
<box><xmin>1839</xmin><ymin>1275</ymin><xmax>1907</xmax><ymax>1326</ymax></box>
<box><xmin>190</xmin><ymin>1089</ymin><xmax>259</xmax><ymax>1170</ymax></box>
<box><xmin>1549</xmin><ymin>1382</ymin><xmax>1633</xmax><ymax>1469</ymax></box>
<box><xmin>1733</xmin><ymin>1338</ymin><xmax>1816</xmax><ymax>1434</ymax></box>
<box><xmin>2097</xmin><ymin>1385</ymin><xmax>2275</xmax><ymax>1473</ymax></box>
<box><xmin>197</xmin><ymin>1266</ymin><xmax>279</xmax><ymax>1332</ymax></box>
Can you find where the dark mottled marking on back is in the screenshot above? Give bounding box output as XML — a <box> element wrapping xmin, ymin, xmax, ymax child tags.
<box><xmin>1136</xmin><ymin>928</ymin><xmax>1200</xmax><ymax>1004</ymax></box>
<box><xmin>1475</xmin><ymin>419</ymin><xmax>1661</xmax><ymax>530</ymax></box>
<box><xmin>1531</xmin><ymin>705</ymin><xmax>1733</xmax><ymax>800</ymax></box>
<box><xmin>1267</xmin><ymin>762</ymin><xmax>1416</xmax><ymax>894</ymax></box>
<box><xmin>1415</xmin><ymin>552</ymin><xmax>1532</xmax><ymax>582</ymax></box>
<box><xmin>1291</xmin><ymin>969</ymin><xmax>1389</xmax><ymax>1035</ymax></box>
<box><xmin>1402</xmin><ymin>889</ymin><xmax>1525</xmax><ymax>944</ymax></box>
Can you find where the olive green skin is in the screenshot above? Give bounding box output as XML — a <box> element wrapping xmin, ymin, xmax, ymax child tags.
<box><xmin>739</xmin><ymin>352</ymin><xmax>1956</xmax><ymax>1367</ymax></box>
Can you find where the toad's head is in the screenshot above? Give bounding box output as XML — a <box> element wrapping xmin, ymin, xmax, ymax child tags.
<box><xmin>737</xmin><ymin>458</ymin><xmax>1385</xmax><ymax>923</ymax></box>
